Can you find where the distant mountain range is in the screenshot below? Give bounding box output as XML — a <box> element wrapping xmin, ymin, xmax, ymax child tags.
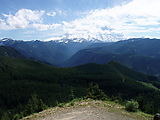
<box><xmin>1</xmin><ymin>37</ymin><xmax>160</xmax><ymax>76</ymax></box>
<box><xmin>63</xmin><ymin>38</ymin><xmax>160</xmax><ymax>76</ymax></box>
<box><xmin>0</xmin><ymin>38</ymin><xmax>108</xmax><ymax>65</ymax></box>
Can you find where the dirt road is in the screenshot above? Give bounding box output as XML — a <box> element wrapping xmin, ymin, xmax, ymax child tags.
<box><xmin>22</xmin><ymin>100</ymin><xmax>152</xmax><ymax>120</ymax></box>
<box><xmin>35</xmin><ymin>105</ymin><xmax>134</xmax><ymax>120</ymax></box>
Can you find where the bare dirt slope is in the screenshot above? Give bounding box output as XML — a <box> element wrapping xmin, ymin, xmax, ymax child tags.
<box><xmin>21</xmin><ymin>100</ymin><xmax>152</xmax><ymax>120</ymax></box>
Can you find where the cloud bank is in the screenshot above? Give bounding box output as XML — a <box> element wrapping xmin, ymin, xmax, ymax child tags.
<box><xmin>0</xmin><ymin>0</ymin><xmax>160</xmax><ymax>41</ymax></box>
<box><xmin>1</xmin><ymin>9</ymin><xmax>45</xmax><ymax>30</ymax></box>
<box><xmin>0</xmin><ymin>9</ymin><xmax>60</xmax><ymax>31</ymax></box>
<box><xmin>59</xmin><ymin>0</ymin><xmax>160</xmax><ymax>40</ymax></box>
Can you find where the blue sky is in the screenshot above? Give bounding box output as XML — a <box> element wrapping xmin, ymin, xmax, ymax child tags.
<box><xmin>0</xmin><ymin>0</ymin><xmax>160</xmax><ymax>41</ymax></box>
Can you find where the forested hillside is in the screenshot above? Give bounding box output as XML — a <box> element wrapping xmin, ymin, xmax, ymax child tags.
<box><xmin>0</xmin><ymin>55</ymin><xmax>160</xmax><ymax>119</ymax></box>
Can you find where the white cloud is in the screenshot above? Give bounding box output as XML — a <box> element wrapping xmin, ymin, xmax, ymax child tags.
<box><xmin>43</xmin><ymin>36</ymin><xmax>64</xmax><ymax>41</ymax></box>
<box><xmin>0</xmin><ymin>9</ymin><xmax>60</xmax><ymax>31</ymax></box>
<box><xmin>46</xmin><ymin>9</ymin><xmax>66</xmax><ymax>17</ymax></box>
<box><xmin>46</xmin><ymin>12</ymin><xmax>57</xmax><ymax>17</ymax></box>
<box><xmin>1</xmin><ymin>0</ymin><xmax>160</xmax><ymax>41</ymax></box>
<box><xmin>55</xmin><ymin>9</ymin><xmax>66</xmax><ymax>16</ymax></box>
<box><xmin>32</xmin><ymin>23</ymin><xmax>61</xmax><ymax>31</ymax></box>
<box><xmin>0</xmin><ymin>9</ymin><xmax>63</xmax><ymax>31</ymax></box>
<box><xmin>2</xmin><ymin>9</ymin><xmax>45</xmax><ymax>29</ymax></box>
<box><xmin>53</xmin><ymin>0</ymin><xmax>160</xmax><ymax>41</ymax></box>
<box><xmin>0</xmin><ymin>19</ymin><xmax>10</xmax><ymax>30</ymax></box>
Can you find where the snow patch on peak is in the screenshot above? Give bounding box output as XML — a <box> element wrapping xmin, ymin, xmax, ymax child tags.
<box><xmin>46</xmin><ymin>37</ymin><xmax>105</xmax><ymax>44</ymax></box>
<box><xmin>1</xmin><ymin>38</ymin><xmax>14</xmax><ymax>41</ymax></box>
<box><xmin>44</xmin><ymin>31</ymin><xmax>125</xmax><ymax>43</ymax></box>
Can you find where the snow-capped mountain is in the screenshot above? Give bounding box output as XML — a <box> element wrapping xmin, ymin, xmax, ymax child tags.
<box><xmin>0</xmin><ymin>38</ymin><xmax>16</xmax><ymax>46</ymax></box>
<box><xmin>44</xmin><ymin>32</ymin><xmax>124</xmax><ymax>43</ymax></box>
<box><xmin>0</xmin><ymin>38</ymin><xmax>109</xmax><ymax>65</ymax></box>
<box><xmin>0</xmin><ymin>37</ymin><xmax>105</xmax><ymax>44</ymax></box>
<box><xmin>48</xmin><ymin>38</ymin><xmax>104</xmax><ymax>44</ymax></box>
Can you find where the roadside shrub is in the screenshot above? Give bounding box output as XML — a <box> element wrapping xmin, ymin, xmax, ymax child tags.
<box><xmin>86</xmin><ymin>83</ymin><xmax>107</xmax><ymax>100</ymax></box>
<box><xmin>13</xmin><ymin>113</ymin><xmax>23</xmax><ymax>120</ymax></box>
<box><xmin>68</xmin><ymin>101</ymin><xmax>75</xmax><ymax>106</ymax></box>
<box><xmin>125</xmin><ymin>100</ymin><xmax>139</xmax><ymax>112</ymax></box>
<box><xmin>69</xmin><ymin>87</ymin><xmax>75</xmax><ymax>100</ymax></box>
<box><xmin>24</xmin><ymin>94</ymin><xmax>47</xmax><ymax>116</ymax></box>
<box><xmin>1</xmin><ymin>112</ymin><xmax>10</xmax><ymax>120</ymax></box>
<box><xmin>57</xmin><ymin>103</ymin><xmax>65</xmax><ymax>107</ymax></box>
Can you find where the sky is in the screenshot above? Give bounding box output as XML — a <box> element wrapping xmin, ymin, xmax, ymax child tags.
<box><xmin>0</xmin><ymin>0</ymin><xmax>160</xmax><ymax>41</ymax></box>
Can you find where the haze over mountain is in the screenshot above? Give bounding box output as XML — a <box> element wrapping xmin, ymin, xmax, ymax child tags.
<box><xmin>64</xmin><ymin>38</ymin><xmax>160</xmax><ymax>76</ymax></box>
<box><xmin>0</xmin><ymin>38</ymin><xmax>109</xmax><ymax>65</ymax></box>
<box><xmin>1</xmin><ymin>37</ymin><xmax>160</xmax><ymax>77</ymax></box>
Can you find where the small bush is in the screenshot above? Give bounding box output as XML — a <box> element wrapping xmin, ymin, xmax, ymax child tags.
<box><xmin>1</xmin><ymin>112</ymin><xmax>10</xmax><ymax>120</ymax></box>
<box><xmin>86</xmin><ymin>83</ymin><xmax>107</xmax><ymax>100</ymax></box>
<box><xmin>69</xmin><ymin>87</ymin><xmax>75</xmax><ymax>100</ymax></box>
<box><xmin>68</xmin><ymin>101</ymin><xmax>75</xmax><ymax>106</ymax></box>
<box><xmin>57</xmin><ymin>103</ymin><xmax>65</xmax><ymax>107</ymax></box>
<box><xmin>125</xmin><ymin>100</ymin><xmax>139</xmax><ymax>112</ymax></box>
<box><xmin>13</xmin><ymin>113</ymin><xmax>23</xmax><ymax>120</ymax></box>
<box><xmin>24</xmin><ymin>94</ymin><xmax>47</xmax><ymax>116</ymax></box>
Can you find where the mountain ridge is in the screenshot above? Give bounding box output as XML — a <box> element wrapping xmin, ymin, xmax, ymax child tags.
<box><xmin>0</xmin><ymin>46</ymin><xmax>24</xmax><ymax>58</ymax></box>
<box><xmin>1</xmin><ymin>37</ymin><xmax>160</xmax><ymax>76</ymax></box>
<box><xmin>63</xmin><ymin>38</ymin><xmax>160</xmax><ymax>76</ymax></box>
<box><xmin>0</xmin><ymin>38</ymin><xmax>110</xmax><ymax>65</ymax></box>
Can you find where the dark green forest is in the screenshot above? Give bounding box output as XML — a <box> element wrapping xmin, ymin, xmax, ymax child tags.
<box><xmin>0</xmin><ymin>54</ymin><xmax>160</xmax><ymax>119</ymax></box>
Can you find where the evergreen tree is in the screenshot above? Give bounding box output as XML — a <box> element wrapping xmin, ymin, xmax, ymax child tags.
<box><xmin>1</xmin><ymin>112</ymin><xmax>10</xmax><ymax>120</ymax></box>
<box><xmin>24</xmin><ymin>94</ymin><xmax>47</xmax><ymax>116</ymax></box>
<box><xmin>86</xmin><ymin>83</ymin><xmax>107</xmax><ymax>100</ymax></box>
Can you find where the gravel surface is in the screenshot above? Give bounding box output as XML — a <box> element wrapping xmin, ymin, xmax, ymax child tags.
<box><xmin>33</xmin><ymin>105</ymin><xmax>134</xmax><ymax>120</ymax></box>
